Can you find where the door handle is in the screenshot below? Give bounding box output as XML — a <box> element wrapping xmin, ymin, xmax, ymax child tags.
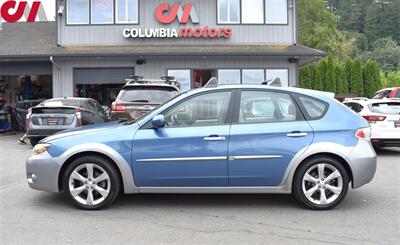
<box><xmin>204</xmin><ymin>135</ymin><xmax>226</xmax><ymax>141</ymax></box>
<box><xmin>287</xmin><ymin>131</ymin><xmax>308</xmax><ymax>137</ymax></box>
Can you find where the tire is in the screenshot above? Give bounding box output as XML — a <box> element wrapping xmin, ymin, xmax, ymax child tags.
<box><xmin>293</xmin><ymin>156</ymin><xmax>350</xmax><ymax>210</ymax></box>
<box><xmin>62</xmin><ymin>155</ymin><xmax>121</xmax><ymax>210</ymax></box>
<box><xmin>29</xmin><ymin>137</ymin><xmax>41</xmax><ymax>146</ymax></box>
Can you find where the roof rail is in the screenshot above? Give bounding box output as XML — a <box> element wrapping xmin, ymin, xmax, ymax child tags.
<box><xmin>262</xmin><ymin>77</ymin><xmax>281</xmax><ymax>87</ymax></box>
<box><xmin>204</xmin><ymin>77</ymin><xmax>219</xmax><ymax>88</ymax></box>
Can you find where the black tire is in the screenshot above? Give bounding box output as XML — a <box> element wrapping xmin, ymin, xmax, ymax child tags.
<box><xmin>62</xmin><ymin>155</ymin><xmax>121</xmax><ymax>210</ymax></box>
<box><xmin>29</xmin><ymin>137</ymin><xmax>41</xmax><ymax>146</ymax></box>
<box><xmin>293</xmin><ymin>156</ymin><xmax>350</xmax><ymax>210</ymax></box>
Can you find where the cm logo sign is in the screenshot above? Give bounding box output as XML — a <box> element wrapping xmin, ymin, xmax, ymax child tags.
<box><xmin>0</xmin><ymin>0</ymin><xmax>47</xmax><ymax>29</ymax></box>
<box><xmin>155</xmin><ymin>3</ymin><xmax>199</xmax><ymax>24</ymax></box>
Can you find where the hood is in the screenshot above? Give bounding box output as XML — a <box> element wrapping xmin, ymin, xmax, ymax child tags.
<box><xmin>42</xmin><ymin>121</ymin><xmax>130</xmax><ymax>143</ymax></box>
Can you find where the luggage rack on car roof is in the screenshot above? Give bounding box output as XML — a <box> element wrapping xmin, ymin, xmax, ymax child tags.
<box><xmin>124</xmin><ymin>75</ymin><xmax>180</xmax><ymax>87</ymax></box>
<box><xmin>204</xmin><ymin>77</ymin><xmax>282</xmax><ymax>88</ymax></box>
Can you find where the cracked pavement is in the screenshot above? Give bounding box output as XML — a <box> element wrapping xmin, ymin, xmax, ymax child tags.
<box><xmin>0</xmin><ymin>134</ymin><xmax>399</xmax><ymax>245</ymax></box>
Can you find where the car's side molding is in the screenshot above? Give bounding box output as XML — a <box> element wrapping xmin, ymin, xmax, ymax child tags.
<box><xmin>137</xmin><ymin>156</ymin><xmax>227</xmax><ymax>162</ymax></box>
<box><xmin>56</xmin><ymin>143</ymin><xmax>139</xmax><ymax>194</ymax></box>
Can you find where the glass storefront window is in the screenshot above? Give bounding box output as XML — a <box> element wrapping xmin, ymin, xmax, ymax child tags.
<box><xmin>266</xmin><ymin>0</ymin><xmax>288</xmax><ymax>24</ymax></box>
<box><xmin>266</xmin><ymin>69</ymin><xmax>289</xmax><ymax>87</ymax></box>
<box><xmin>242</xmin><ymin>69</ymin><xmax>265</xmax><ymax>84</ymax></box>
<box><xmin>168</xmin><ymin>70</ymin><xmax>191</xmax><ymax>92</ymax></box>
<box><xmin>218</xmin><ymin>69</ymin><xmax>241</xmax><ymax>85</ymax></box>
<box><xmin>218</xmin><ymin>0</ymin><xmax>240</xmax><ymax>24</ymax></box>
<box><xmin>242</xmin><ymin>0</ymin><xmax>264</xmax><ymax>24</ymax></box>
<box><xmin>116</xmin><ymin>0</ymin><xmax>139</xmax><ymax>24</ymax></box>
<box><xmin>91</xmin><ymin>0</ymin><xmax>114</xmax><ymax>24</ymax></box>
<box><xmin>67</xmin><ymin>0</ymin><xmax>89</xmax><ymax>24</ymax></box>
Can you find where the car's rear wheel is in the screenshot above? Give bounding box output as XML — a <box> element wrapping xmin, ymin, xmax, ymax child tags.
<box><xmin>293</xmin><ymin>157</ymin><xmax>349</xmax><ymax>210</ymax></box>
<box><xmin>63</xmin><ymin>156</ymin><xmax>120</xmax><ymax>210</ymax></box>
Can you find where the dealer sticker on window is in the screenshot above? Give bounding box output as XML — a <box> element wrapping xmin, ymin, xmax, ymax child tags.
<box><xmin>395</xmin><ymin>120</ymin><xmax>400</xmax><ymax>128</ymax></box>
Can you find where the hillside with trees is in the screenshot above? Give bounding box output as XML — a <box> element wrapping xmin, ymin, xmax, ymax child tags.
<box><xmin>298</xmin><ymin>0</ymin><xmax>400</xmax><ymax>96</ymax></box>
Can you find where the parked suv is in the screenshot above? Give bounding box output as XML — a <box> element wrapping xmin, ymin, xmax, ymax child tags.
<box><xmin>111</xmin><ymin>76</ymin><xmax>180</xmax><ymax>121</ymax></box>
<box><xmin>372</xmin><ymin>87</ymin><xmax>400</xmax><ymax>99</ymax></box>
<box><xmin>26</xmin><ymin>98</ymin><xmax>108</xmax><ymax>146</ymax></box>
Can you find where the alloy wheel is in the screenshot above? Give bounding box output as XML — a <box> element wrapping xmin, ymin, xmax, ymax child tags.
<box><xmin>302</xmin><ymin>163</ymin><xmax>343</xmax><ymax>206</ymax></box>
<box><xmin>68</xmin><ymin>163</ymin><xmax>111</xmax><ymax>206</ymax></box>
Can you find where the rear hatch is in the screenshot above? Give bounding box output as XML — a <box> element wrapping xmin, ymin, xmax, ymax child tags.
<box><xmin>112</xmin><ymin>85</ymin><xmax>179</xmax><ymax>120</ymax></box>
<box><xmin>367</xmin><ymin>101</ymin><xmax>400</xmax><ymax>131</ymax></box>
<box><xmin>31</xmin><ymin>107</ymin><xmax>77</xmax><ymax>126</ymax></box>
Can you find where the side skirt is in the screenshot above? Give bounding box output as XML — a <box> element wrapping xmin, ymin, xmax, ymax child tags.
<box><xmin>138</xmin><ymin>186</ymin><xmax>291</xmax><ymax>194</ymax></box>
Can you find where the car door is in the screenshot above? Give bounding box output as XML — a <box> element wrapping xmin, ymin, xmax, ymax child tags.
<box><xmin>228</xmin><ymin>90</ymin><xmax>314</xmax><ymax>186</ymax></box>
<box><xmin>132</xmin><ymin>90</ymin><xmax>234</xmax><ymax>187</ymax></box>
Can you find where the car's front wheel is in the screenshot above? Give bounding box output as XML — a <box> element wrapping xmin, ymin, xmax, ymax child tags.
<box><xmin>293</xmin><ymin>157</ymin><xmax>349</xmax><ymax>210</ymax></box>
<box><xmin>63</xmin><ymin>156</ymin><xmax>121</xmax><ymax>210</ymax></box>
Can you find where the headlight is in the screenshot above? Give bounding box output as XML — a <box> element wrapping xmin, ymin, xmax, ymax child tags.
<box><xmin>32</xmin><ymin>143</ymin><xmax>51</xmax><ymax>156</ymax></box>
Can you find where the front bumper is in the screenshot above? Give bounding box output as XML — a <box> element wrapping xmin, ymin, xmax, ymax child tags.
<box><xmin>348</xmin><ymin>139</ymin><xmax>377</xmax><ymax>189</ymax></box>
<box><xmin>26</xmin><ymin>152</ymin><xmax>61</xmax><ymax>193</ymax></box>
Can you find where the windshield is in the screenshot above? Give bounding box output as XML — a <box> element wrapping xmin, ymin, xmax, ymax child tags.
<box><xmin>117</xmin><ymin>86</ymin><xmax>179</xmax><ymax>104</ymax></box>
<box><xmin>370</xmin><ymin>102</ymin><xmax>400</xmax><ymax>115</ymax></box>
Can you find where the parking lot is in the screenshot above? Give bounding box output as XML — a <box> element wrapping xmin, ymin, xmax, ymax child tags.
<box><xmin>0</xmin><ymin>134</ymin><xmax>399</xmax><ymax>245</ymax></box>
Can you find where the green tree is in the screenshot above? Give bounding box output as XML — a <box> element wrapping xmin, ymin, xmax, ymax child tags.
<box><xmin>313</xmin><ymin>65</ymin><xmax>324</xmax><ymax>91</ymax></box>
<box><xmin>300</xmin><ymin>65</ymin><xmax>314</xmax><ymax>89</ymax></box>
<box><xmin>298</xmin><ymin>0</ymin><xmax>356</xmax><ymax>58</ymax></box>
<box><xmin>324</xmin><ymin>56</ymin><xmax>337</xmax><ymax>92</ymax></box>
<box><xmin>363</xmin><ymin>59</ymin><xmax>381</xmax><ymax>97</ymax></box>
<box><xmin>362</xmin><ymin>37</ymin><xmax>400</xmax><ymax>72</ymax></box>
<box><xmin>344</xmin><ymin>59</ymin><xmax>353</xmax><ymax>93</ymax></box>
<box><xmin>350</xmin><ymin>58</ymin><xmax>364</xmax><ymax>96</ymax></box>
<box><xmin>335</xmin><ymin>64</ymin><xmax>347</xmax><ymax>94</ymax></box>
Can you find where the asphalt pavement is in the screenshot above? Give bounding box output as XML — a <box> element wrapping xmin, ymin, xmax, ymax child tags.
<box><xmin>0</xmin><ymin>134</ymin><xmax>399</xmax><ymax>245</ymax></box>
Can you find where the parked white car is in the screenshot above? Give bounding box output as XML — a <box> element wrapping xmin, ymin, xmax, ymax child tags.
<box><xmin>343</xmin><ymin>99</ymin><xmax>400</xmax><ymax>148</ymax></box>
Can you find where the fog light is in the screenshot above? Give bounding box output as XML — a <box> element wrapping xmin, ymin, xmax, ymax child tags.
<box><xmin>27</xmin><ymin>173</ymin><xmax>37</xmax><ymax>184</ymax></box>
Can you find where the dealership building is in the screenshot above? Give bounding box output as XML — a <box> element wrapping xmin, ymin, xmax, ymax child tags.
<box><xmin>0</xmin><ymin>0</ymin><xmax>324</xmax><ymax>105</ymax></box>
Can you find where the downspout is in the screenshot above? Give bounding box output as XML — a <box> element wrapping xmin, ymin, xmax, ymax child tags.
<box><xmin>50</xmin><ymin>56</ymin><xmax>61</xmax><ymax>98</ymax></box>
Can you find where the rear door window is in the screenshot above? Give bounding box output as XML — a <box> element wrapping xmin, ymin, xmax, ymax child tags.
<box><xmin>238</xmin><ymin>91</ymin><xmax>301</xmax><ymax>124</ymax></box>
<box><xmin>296</xmin><ymin>95</ymin><xmax>328</xmax><ymax>120</ymax></box>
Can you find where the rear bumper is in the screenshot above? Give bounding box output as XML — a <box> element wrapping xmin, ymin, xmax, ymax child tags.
<box><xmin>27</xmin><ymin>126</ymin><xmax>77</xmax><ymax>138</ymax></box>
<box><xmin>347</xmin><ymin>139</ymin><xmax>377</xmax><ymax>189</ymax></box>
<box><xmin>371</xmin><ymin>138</ymin><xmax>400</xmax><ymax>147</ymax></box>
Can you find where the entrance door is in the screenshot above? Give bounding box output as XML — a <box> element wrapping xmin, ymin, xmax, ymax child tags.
<box><xmin>132</xmin><ymin>90</ymin><xmax>233</xmax><ymax>187</ymax></box>
<box><xmin>193</xmin><ymin>70</ymin><xmax>215</xmax><ymax>89</ymax></box>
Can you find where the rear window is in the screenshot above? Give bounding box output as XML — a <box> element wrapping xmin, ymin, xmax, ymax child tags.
<box><xmin>117</xmin><ymin>86</ymin><xmax>179</xmax><ymax>104</ymax></box>
<box><xmin>40</xmin><ymin>99</ymin><xmax>83</xmax><ymax>107</ymax></box>
<box><xmin>370</xmin><ymin>102</ymin><xmax>400</xmax><ymax>115</ymax></box>
<box><xmin>396</xmin><ymin>89</ymin><xmax>400</xmax><ymax>98</ymax></box>
<box><xmin>296</xmin><ymin>95</ymin><xmax>329</xmax><ymax>120</ymax></box>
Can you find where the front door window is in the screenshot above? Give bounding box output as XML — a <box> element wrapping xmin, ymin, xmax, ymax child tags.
<box><xmin>164</xmin><ymin>92</ymin><xmax>231</xmax><ymax>128</ymax></box>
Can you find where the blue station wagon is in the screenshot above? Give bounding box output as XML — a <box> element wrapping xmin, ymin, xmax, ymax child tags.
<box><xmin>26</xmin><ymin>84</ymin><xmax>377</xmax><ymax>210</ymax></box>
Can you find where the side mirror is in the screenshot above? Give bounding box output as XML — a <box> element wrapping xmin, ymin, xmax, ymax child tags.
<box><xmin>152</xmin><ymin>115</ymin><xmax>165</xmax><ymax>128</ymax></box>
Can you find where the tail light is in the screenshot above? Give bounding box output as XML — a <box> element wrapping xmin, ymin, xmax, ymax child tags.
<box><xmin>26</xmin><ymin>108</ymin><xmax>32</xmax><ymax>128</ymax></box>
<box><xmin>111</xmin><ymin>102</ymin><xmax>127</xmax><ymax>112</ymax></box>
<box><xmin>363</xmin><ymin>115</ymin><xmax>386</xmax><ymax>123</ymax></box>
<box><xmin>75</xmin><ymin>108</ymin><xmax>83</xmax><ymax>126</ymax></box>
<box><xmin>356</xmin><ymin>127</ymin><xmax>371</xmax><ymax>141</ymax></box>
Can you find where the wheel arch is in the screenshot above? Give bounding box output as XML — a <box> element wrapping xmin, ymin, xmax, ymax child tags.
<box><xmin>56</xmin><ymin>143</ymin><xmax>138</xmax><ymax>194</ymax></box>
<box><xmin>58</xmin><ymin>152</ymin><xmax>123</xmax><ymax>193</ymax></box>
<box><xmin>292</xmin><ymin>153</ymin><xmax>354</xmax><ymax>188</ymax></box>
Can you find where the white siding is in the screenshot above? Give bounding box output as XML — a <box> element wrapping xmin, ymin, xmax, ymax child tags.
<box><xmin>58</xmin><ymin>0</ymin><xmax>295</xmax><ymax>45</ymax></box>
